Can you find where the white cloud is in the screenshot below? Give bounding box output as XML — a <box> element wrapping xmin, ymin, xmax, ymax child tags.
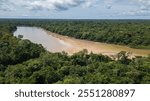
<box><xmin>104</xmin><ymin>0</ymin><xmax>113</xmax><ymax>9</ymax></box>
<box><xmin>0</xmin><ymin>0</ymin><xmax>150</xmax><ymax>18</ymax></box>
<box><xmin>0</xmin><ymin>0</ymin><xmax>12</xmax><ymax>11</ymax></box>
<box><xmin>122</xmin><ymin>0</ymin><xmax>150</xmax><ymax>16</ymax></box>
<box><xmin>104</xmin><ymin>0</ymin><xmax>150</xmax><ymax>16</ymax></box>
<box><xmin>83</xmin><ymin>0</ymin><xmax>96</xmax><ymax>8</ymax></box>
<box><xmin>3</xmin><ymin>0</ymin><xmax>96</xmax><ymax>11</ymax></box>
<box><xmin>31</xmin><ymin>0</ymin><xmax>96</xmax><ymax>11</ymax></box>
<box><xmin>133</xmin><ymin>0</ymin><xmax>150</xmax><ymax>10</ymax></box>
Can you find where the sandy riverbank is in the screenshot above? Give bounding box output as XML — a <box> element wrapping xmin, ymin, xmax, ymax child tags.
<box><xmin>45</xmin><ymin>30</ymin><xmax>150</xmax><ymax>57</ymax></box>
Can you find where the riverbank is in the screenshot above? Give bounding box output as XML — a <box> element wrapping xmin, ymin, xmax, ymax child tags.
<box><xmin>45</xmin><ymin>30</ymin><xmax>150</xmax><ymax>57</ymax></box>
<box><xmin>14</xmin><ymin>26</ymin><xmax>150</xmax><ymax>57</ymax></box>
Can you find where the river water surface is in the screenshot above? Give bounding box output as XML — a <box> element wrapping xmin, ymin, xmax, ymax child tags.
<box><xmin>14</xmin><ymin>27</ymin><xmax>150</xmax><ymax>57</ymax></box>
<box><xmin>13</xmin><ymin>27</ymin><xmax>71</xmax><ymax>52</ymax></box>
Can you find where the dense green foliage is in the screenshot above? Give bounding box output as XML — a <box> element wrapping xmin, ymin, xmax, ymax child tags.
<box><xmin>0</xmin><ymin>19</ymin><xmax>150</xmax><ymax>84</ymax></box>
<box><xmin>40</xmin><ymin>20</ymin><xmax>150</xmax><ymax>49</ymax></box>
<box><xmin>2</xmin><ymin>19</ymin><xmax>150</xmax><ymax>49</ymax></box>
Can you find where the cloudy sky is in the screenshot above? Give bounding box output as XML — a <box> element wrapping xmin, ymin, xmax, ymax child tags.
<box><xmin>0</xmin><ymin>0</ymin><xmax>150</xmax><ymax>19</ymax></box>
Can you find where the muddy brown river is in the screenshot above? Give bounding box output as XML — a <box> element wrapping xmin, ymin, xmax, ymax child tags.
<box><xmin>14</xmin><ymin>27</ymin><xmax>150</xmax><ymax>57</ymax></box>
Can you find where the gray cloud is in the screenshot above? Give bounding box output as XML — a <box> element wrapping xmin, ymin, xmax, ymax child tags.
<box><xmin>0</xmin><ymin>0</ymin><xmax>16</xmax><ymax>11</ymax></box>
<box><xmin>104</xmin><ymin>0</ymin><xmax>150</xmax><ymax>16</ymax></box>
<box><xmin>28</xmin><ymin>0</ymin><xmax>95</xmax><ymax>11</ymax></box>
<box><xmin>123</xmin><ymin>0</ymin><xmax>150</xmax><ymax>16</ymax></box>
<box><xmin>0</xmin><ymin>0</ymin><xmax>96</xmax><ymax>12</ymax></box>
<box><xmin>8</xmin><ymin>0</ymin><xmax>95</xmax><ymax>11</ymax></box>
<box><xmin>0</xmin><ymin>0</ymin><xmax>150</xmax><ymax>17</ymax></box>
<box><xmin>104</xmin><ymin>0</ymin><xmax>113</xmax><ymax>9</ymax></box>
<box><xmin>0</xmin><ymin>0</ymin><xmax>9</xmax><ymax>11</ymax></box>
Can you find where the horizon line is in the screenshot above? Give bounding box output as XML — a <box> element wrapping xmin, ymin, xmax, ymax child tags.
<box><xmin>0</xmin><ymin>18</ymin><xmax>150</xmax><ymax>20</ymax></box>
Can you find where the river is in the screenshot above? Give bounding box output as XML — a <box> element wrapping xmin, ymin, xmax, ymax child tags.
<box><xmin>13</xmin><ymin>27</ymin><xmax>150</xmax><ymax>57</ymax></box>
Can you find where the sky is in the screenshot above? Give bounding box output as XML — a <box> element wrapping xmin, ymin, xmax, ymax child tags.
<box><xmin>0</xmin><ymin>0</ymin><xmax>150</xmax><ymax>19</ymax></box>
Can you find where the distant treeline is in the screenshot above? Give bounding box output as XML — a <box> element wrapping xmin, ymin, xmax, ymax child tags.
<box><xmin>1</xmin><ymin>19</ymin><xmax>150</xmax><ymax>49</ymax></box>
<box><xmin>0</xmin><ymin>20</ymin><xmax>150</xmax><ymax>84</ymax></box>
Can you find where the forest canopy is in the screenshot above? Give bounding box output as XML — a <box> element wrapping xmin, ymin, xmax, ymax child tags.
<box><xmin>1</xmin><ymin>19</ymin><xmax>150</xmax><ymax>49</ymax></box>
<box><xmin>0</xmin><ymin>19</ymin><xmax>150</xmax><ymax>84</ymax></box>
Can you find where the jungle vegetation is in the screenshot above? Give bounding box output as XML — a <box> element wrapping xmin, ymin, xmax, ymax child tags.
<box><xmin>2</xmin><ymin>19</ymin><xmax>150</xmax><ymax>49</ymax></box>
<box><xmin>0</xmin><ymin>19</ymin><xmax>150</xmax><ymax>84</ymax></box>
